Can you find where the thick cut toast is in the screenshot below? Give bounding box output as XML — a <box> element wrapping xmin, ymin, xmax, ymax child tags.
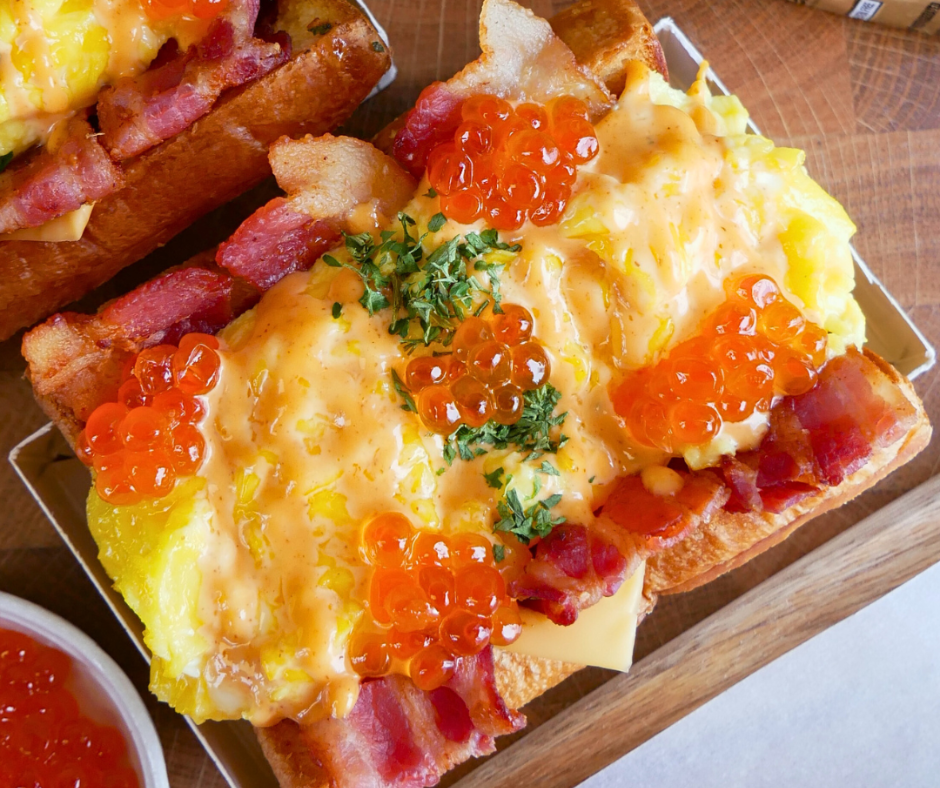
<box><xmin>0</xmin><ymin>0</ymin><xmax>389</xmax><ymax>341</ymax></box>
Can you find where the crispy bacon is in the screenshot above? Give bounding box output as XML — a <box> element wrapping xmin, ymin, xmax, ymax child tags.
<box><xmin>510</xmin><ymin>471</ymin><xmax>728</xmax><ymax>625</ymax></box>
<box><xmin>442</xmin><ymin>648</ymin><xmax>524</xmax><ymax>737</ymax></box>
<box><xmin>719</xmin><ymin>350</ymin><xmax>915</xmax><ymax>513</ymax></box>
<box><xmin>391</xmin><ymin>84</ymin><xmax>465</xmax><ymax>178</ymax></box>
<box><xmin>98</xmin><ymin>0</ymin><xmax>288</xmax><ymax>160</ymax></box>
<box><xmin>99</xmin><ymin>267</ymin><xmax>252</xmax><ymax>345</ymax></box>
<box><xmin>299</xmin><ymin>649</ymin><xmax>522</xmax><ymax>788</ymax></box>
<box><xmin>0</xmin><ymin>116</ymin><xmax>122</xmax><ymax>233</ymax></box>
<box><xmin>508</xmin><ymin>524</ymin><xmax>624</xmax><ymax>626</ymax></box>
<box><xmin>215</xmin><ymin>197</ymin><xmax>341</xmax><ymax>291</ymax></box>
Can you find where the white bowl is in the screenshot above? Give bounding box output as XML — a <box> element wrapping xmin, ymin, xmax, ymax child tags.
<box><xmin>0</xmin><ymin>591</ymin><xmax>169</xmax><ymax>788</ymax></box>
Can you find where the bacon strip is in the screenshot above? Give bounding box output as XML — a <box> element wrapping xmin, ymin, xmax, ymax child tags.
<box><xmin>23</xmin><ymin>255</ymin><xmax>257</xmax><ymax>429</ymax></box>
<box><xmin>391</xmin><ymin>83</ymin><xmax>465</xmax><ymax>178</ymax></box>
<box><xmin>509</xmin><ymin>471</ymin><xmax>729</xmax><ymax>626</ymax></box>
<box><xmin>216</xmin><ymin>198</ymin><xmax>341</xmax><ymax>291</ymax></box>
<box><xmin>99</xmin><ymin>266</ymin><xmax>254</xmax><ymax>346</ymax></box>
<box><xmin>298</xmin><ymin>650</ymin><xmax>523</xmax><ymax>788</ymax></box>
<box><xmin>0</xmin><ymin>116</ymin><xmax>123</xmax><ymax>233</ymax></box>
<box><xmin>98</xmin><ymin>0</ymin><xmax>288</xmax><ymax>160</ymax></box>
<box><xmin>216</xmin><ymin>135</ymin><xmax>415</xmax><ymax>291</ymax></box>
<box><xmin>717</xmin><ymin>351</ymin><xmax>915</xmax><ymax>515</ymax></box>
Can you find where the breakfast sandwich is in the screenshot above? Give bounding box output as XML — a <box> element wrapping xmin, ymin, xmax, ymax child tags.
<box><xmin>0</xmin><ymin>0</ymin><xmax>391</xmax><ymax>340</ymax></box>
<box><xmin>21</xmin><ymin>1</ymin><xmax>930</xmax><ymax>786</ymax></box>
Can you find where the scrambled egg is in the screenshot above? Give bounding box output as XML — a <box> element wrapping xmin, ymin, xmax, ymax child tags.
<box><xmin>0</xmin><ymin>0</ymin><xmax>210</xmax><ymax>157</ymax></box>
<box><xmin>85</xmin><ymin>63</ymin><xmax>866</xmax><ymax>725</ymax></box>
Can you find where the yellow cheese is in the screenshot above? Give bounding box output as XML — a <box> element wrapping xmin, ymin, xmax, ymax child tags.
<box><xmin>2</xmin><ymin>203</ymin><xmax>93</xmax><ymax>242</ymax></box>
<box><xmin>502</xmin><ymin>562</ymin><xmax>646</xmax><ymax>672</ymax></box>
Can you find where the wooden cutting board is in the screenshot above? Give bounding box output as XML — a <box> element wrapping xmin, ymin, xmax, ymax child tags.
<box><xmin>0</xmin><ymin>1</ymin><xmax>938</xmax><ymax>786</ymax></box>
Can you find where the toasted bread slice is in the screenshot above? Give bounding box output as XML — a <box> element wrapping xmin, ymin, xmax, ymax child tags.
<box><xmin>0</xmin><ymin>0</ymin><xmax>389</xmax><ymax>341</ymax></box>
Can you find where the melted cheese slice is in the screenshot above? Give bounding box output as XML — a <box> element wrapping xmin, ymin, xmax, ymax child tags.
<box><xmin>502</xmin><ymin>562</ymin><xmax>646</xmax><ymax>672</ymax></box>
<box><xmin>2</xmin><ymin>203</ymin><xmax>93</xmax><ymax>242</ymax></box>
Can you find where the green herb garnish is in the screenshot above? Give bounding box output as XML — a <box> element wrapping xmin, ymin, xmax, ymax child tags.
<box><xmin>390</xmin><ymin>369</ymin><xmax>417</xmax><ymax>413</ymax></box>
<box><xmin>0</xmin><ymin>152</ymin><xmax>12</xmax><ymax>173</ymax></box>
<box><xmin>386</xmin><ymin>222</ymin><xmax>518</xmax><ymax>353</ymax></box>
<box><xmin>539</xmin><ymin>461</ymin><xmax>560</xmax><ymax>476</ymax></box>
<box><xmin>331</xmin><ymin>302</ymin><xmax>342</xmax><ymax>319</ymax></box>
<box><xmin>372</xmin><ymin>40</ymin><xmax>386</xmax><ymax>52</ymax></box>
<box><xmin>492</xmin><ymin>544</ymin><xmax>506</xmax><ymax>563</ymax></box>
<box><xmin>428</xmin><ymin>212</ymin><xmax>447</xmax><ymax>232</ymax></box>
<box><xmin>442</xmin><ymin>383</ymin><xmax>568</xmax><ymax>463</ymax></box>
<box><xmin>494</xmin><ymin>490</ymin><xmax>565</xmax><ymax>543</ymax></box>
<box><xmin>307</xmin><ymin>21</ymin><xmax>332</xmax><ymax>34</ymax></box>
<box><xmin>323</xmin><ymin>214</ymin><xmax>518</xmax><ymax>351</ymax></box>
<box><xmin>483</xmin><ymin>467</ymin><xmax>506</xmax><ymax>489</ymax></box>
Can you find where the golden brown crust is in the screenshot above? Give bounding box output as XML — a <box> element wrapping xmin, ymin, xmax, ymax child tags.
<box><xmin>492</xmin><ymin>649</ymin><xmax>582</xmax><ymax>711</ymax></box>
<box><xmin>257</xmin><ymin>722</ymin><xmax>331</xmax><ymax>788</ymax></box>
<box><xmin>0</xmin><ymin>0</ymin><xmax>390</xmax><ymax>341</ymax></box>
<box><xmin>549</xmin><ymin>0</ymin><xmax>668</xmax><ymax>95</ymax></box>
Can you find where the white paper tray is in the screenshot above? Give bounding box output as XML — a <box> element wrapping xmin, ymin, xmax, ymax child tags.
<box><xmin>8</xmin><ymin>18</ymin><xmax>934</xmax><ymax>788</ymax></box>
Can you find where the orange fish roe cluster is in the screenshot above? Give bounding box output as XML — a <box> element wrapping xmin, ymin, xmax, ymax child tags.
<box><xmin>404</xmin><ymin>304</ymin><xmax>550</xmax><ymax>434</ymax></box>
<box><xmin>427</xmin><ymin>95</ymin><xmax>599</xmax><ymax>230</ymax></box>
<box><xmin>144</xmin><ymin>0</ymin><xmax>228</xmax><ymax>21</ymax></box>
<box><xmin>611</xmin><ymin>275</ymin><xmax>828</xmax><ymax>452</ymax></box>
<box><xmin>349</xmin><ymin>513</ymin><xmax>530</xmax><ymax>691</ymax></box>
<box><xmin>76</xmin><ymin>333</ymin><xmax>222</xmax><ymax>506</ymax></box>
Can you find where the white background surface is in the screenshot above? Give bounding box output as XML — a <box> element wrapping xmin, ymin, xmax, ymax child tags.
<box><xmin>579</xmin><ymin>562</ymin><xmax>940</xmax><ymax>788</ymax></box>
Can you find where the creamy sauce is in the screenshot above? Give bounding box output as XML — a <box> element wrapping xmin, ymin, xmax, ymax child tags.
<box><xmin>87</xmin><ymin>63</ymin><xmax>866</xmax><ymax>726</ymax></box>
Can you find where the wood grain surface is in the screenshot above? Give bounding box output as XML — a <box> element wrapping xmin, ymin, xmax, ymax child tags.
<box><xmin>0</xmin><ymin>1</ymin><xmax>938</xmax><ymax>786</ymax></box>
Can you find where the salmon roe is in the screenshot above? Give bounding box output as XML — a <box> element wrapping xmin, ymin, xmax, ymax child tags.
<box><xmin>610</xmin><ymin>275</ymin><xmax>828</xmax><ymax>452</ymax></box>
<box><xmin>0</xmin><ymin>628</ymin><xmax>140</xmax><ymax>788</ymax></box>
<box><xmin>427</xmin><ymin>95</ymin><xmax>598</xmax><ymax>230</ymax></box>
<box><xmin>144</xmin><ymin>0</ymin><xmax>227</xmax><ymax>21</ymax></box>
<box><xmin>349</xmin><ymin>514</ymin><xmax>527</xmax><ymax>690</ymax></box>
<box><xmin>76</xmin><ymin>333</ymin><xmax>221</xmax><ymax>505</ymax></box>
<box><xmin>403</xmin><ymin>304</ymin><xmax>550</xmax><ymax>434</ymax></box>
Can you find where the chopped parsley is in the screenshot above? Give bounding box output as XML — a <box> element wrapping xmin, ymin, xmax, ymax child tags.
<box><xmin>386</xmin><ymin>220</ymin><xmax>517</xmax><ymax>352</ymax></box>
<box><xmin>424</xmin><ymin>187</ymin><xmax>438</xmax><ymax>199</ymax></box>
<box><xmin>443</xmin><ymin>383</ymin><xmax>568</xmax><ymax>463</ymax></box>
<box><xmin>494</xmin><ymin>490</ymin><xmax>565</xmax><ymax>543</ymax></box>
<box><xmin>0</xmin><ymin>152</ymin><xmax>12</xmax><ymax>174</ymax></box>
<box><xmin>483</xmin><ymin>467</ymin><xmax>506</xmax><ymax>489</ymax></box>
<box><xmin>372</xmin><ymin>40</ymin><xmax>386</xmax><ymax>52</ymax></box>
<box><xmin>539</xmin><ymin>461</ymin><xmax>560</xmax><ymax>476</ymax></box>
<box><xmin>323</xmin><ymin>232</ymin><xmax>390</xmax><ymax>317</ymax></box>
<box><xmin>324</xmin><ymin>214</ymin><xmax>518</xmax><ymax>352</ymax></box>
<box><xmin>331</xmin><ymin>302</ymin><xmax>342</xmax><ymax>319</ymax></box>
<box><xmin>390</xmin><ymin>369</ymin><xmax>417</xmax><ymax>413</ymax></box>
<box><xmin>428</xmin><ymin>212</ymin><xmax>447</xmax><ymax>232</ymax></box>
<box><xmin>492</xmin><ymin>544</ymin><xmax>506</xmax><ymax>563</ymax></box>
<box><xmin>307</xmin><ymin>21</ymin><xmax>332</xmax><ymax>35</ymax></box>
